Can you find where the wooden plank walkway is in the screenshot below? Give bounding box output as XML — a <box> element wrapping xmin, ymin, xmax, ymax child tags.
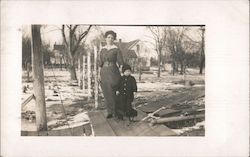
<box><xmin>88</xmin><ymin>111</ymin><xmax>116</xmax><ymax>136</ymax></box>
<box><xmin>21</xmin><ymin>123</ymin><xmax>91</xmax><ymax>136</ymax></box>
<box><xmin>88</xmin><ymin>110</ymin><xmax>176</xmax><ymax>136</ymax></box>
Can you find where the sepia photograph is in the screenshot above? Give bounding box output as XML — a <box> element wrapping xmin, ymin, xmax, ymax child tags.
<box><xmin>21</xmin><ymin>25</ymin><xmax>205</xmax><ymax>136</ymax></box>
<box><xmin>1</xmin><ymin>0</ymin><xmax>249</xmax><ymax>156</ymax></box>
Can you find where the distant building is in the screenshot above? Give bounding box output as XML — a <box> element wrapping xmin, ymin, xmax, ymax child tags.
<box><xmin>51</xmin><ymin>43</ymin><xmax>66</xmax><ymax>65</ymax></box>
<box><xmin>52</xmin><ymin>43</ymin><xmax>85</xmax><ymax>67</ymax></box>
<box><xmin>52</xmin><ymin>39</ymin><xmax>154</xmax><ymax>70</ymax></box>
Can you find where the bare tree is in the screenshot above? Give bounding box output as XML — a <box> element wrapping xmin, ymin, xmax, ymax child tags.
<box><xmin>61</xmin><ymin>25</ymin><xmax>92</xmax><ymax>80</ymax></box>
<box><xmin>165</xmin><ymin>27</ymin><xmax>203</xmax><ymax>75</ymax></box>
<box><xmin>31</xmin><ymin>25</ymin><xmax>47</xmax><ymax>131</ymax></box>
<box><xmin>199</xmin><ymin>26</ymin><xmax>205</xmax><ymax>74</ymax></box>
<box><xmin>147</xmin><ymin>26</ymin><xmax>167</xmax><ymax>77</ymax></box>
<box><xmin>164</xmin><ymin>27</ymin><xmax>191</xmax><ymax>75</ymax></box>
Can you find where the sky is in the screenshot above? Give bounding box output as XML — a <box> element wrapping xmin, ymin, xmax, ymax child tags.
<box><xmin>23</xmin><ymin>25</ymin><xmax>152</xmax><ymax>44</ymax></box>
<box><xmin>22</xmin><ymin>25</ymin><xmax>202</xmax><ymax>58</ymax></box>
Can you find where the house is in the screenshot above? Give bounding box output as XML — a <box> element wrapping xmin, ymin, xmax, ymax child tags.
<box><xmin>52</xmin><ymin>43</ymin><xmax>86</xmax><ymax>68</ymax></box>
<box><xmin>118</xmin><ymin>39</ymin><xmax>153</xmax><ymax>71</ymax></box>
<box><xmin>51</xmin><ymin>43</ymin><xmax>66</xmax><ymax>65</ymax></box>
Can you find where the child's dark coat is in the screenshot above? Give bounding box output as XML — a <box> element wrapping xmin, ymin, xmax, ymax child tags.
<box><xmin>116</xmin><ymin>75</ymin><xmax>137</xmax><ymax>118</ymax></box>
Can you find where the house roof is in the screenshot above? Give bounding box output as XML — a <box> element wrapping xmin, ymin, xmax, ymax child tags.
<box><xmin>53</xmin><ymin>44</ymin><xmax>86</xmax><ymax>55</ymax></box>
<box><xmin>53</xmin><ymin>44</ymin><xmax>65</xmax><ymax>52</ymax></box>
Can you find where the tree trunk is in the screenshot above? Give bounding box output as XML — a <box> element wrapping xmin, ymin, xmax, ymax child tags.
<box><xmin>180</xmin><ymin>62</ymin><xmax>184</xmax><ymax>75</ymax></box>
<box><xmin>60</xmin><ymin>57</ymin><xmax>62</xmax><ymax>71</ymax></box>
<box><xmin>139</xmin><ymin>58</ymin><xmax>142</xmax><ymax>81</ymax></box>
<box><xmin>68</xmin><ymin>63</ymin><xmax>77</xmax><ymax>80</ymax></box>
<box><xmin>171</xmin><ymin>61</ymin><xmax>175</xmax><ymax>76</ymax></box>
<box><xmin>199</xmin><ymin>57</ymin><xmax>205</xmax><ymax>74</ymax></box>
<box><xmin>78</xmin><ymin>58</ymin><xmax>82</xmax><ymax>88</ymax></box>
<box><xmin>139</xmin><ymin>64</ymin><xmax>142</xmax><ymax>81</ymax></box>
<box><xmin>200</xmin><ymin>27</ymin><xmax>205</xmax><ymax>74</ymax></box>
<box><xmin>68</xmin><ymin>54</ymin><xmax>77</xmax><ymax>81</ymax></box>
<box><xmin>31</xmin><ymin>25</ymin><xmax>47</xmax><ymax>132</ymax></box>
<box><xmin>157</xmin><ymin>53</ymin><xmax>161</xmax><ymax>77</ymax></box>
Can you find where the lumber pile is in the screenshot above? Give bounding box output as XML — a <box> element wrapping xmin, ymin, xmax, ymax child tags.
<box><xmin>140</xmin><ymin>94</ymin><xmax>205</xmax><ymax>128</ymax></box>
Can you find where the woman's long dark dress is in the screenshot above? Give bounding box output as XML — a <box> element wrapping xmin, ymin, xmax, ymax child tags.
<box><xmin>99</xmin><ymin>47</ymin><xmax>124</xmax><ymax>115</ymax></box>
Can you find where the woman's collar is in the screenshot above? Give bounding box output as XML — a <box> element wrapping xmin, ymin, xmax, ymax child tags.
<box><xmin>103</xmin><ymin>44</ymin><xmax>118</xmax><ymax>50</ymax></box>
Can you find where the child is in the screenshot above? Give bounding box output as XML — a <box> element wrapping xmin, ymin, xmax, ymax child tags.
<box><xmin>116</xmin><ymin>64</ymin><xmax>138</xmax><ymax>122</ymax></box>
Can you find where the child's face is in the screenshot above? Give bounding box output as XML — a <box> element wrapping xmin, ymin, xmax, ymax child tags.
<box><xmin>124</xmin><ymin>69</ymin><xmax>131</xmax><ymax>76</ymax></box>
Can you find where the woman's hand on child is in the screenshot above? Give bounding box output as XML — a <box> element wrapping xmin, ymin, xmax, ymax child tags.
<box><xmin>134</xmin><ymin>92</ymin><xmax>137</xmax><ymax>98</ymax></box>
<box><xmin>116</xmin><ymin>91</ymin><xmax>120</xmax><ymax>95</ymax></box>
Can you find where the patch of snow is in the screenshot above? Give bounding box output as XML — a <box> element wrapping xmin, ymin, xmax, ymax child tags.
<box><xmin>22</xmin><ymin>99</ymin><xmax>36</xmax><ymax>111</ymax></box>
<box><xmin>49</xmin><ymin>112</ymin><xmax>90</xmax><ymax>130</ymax></box>
<box><xmin>137</xmin><ymin>82</ymin><xmax>176</xmax><ymax>92</ymax></box>
<box><xmin>72</xmin><ymin>112</ymin><xmax>90</xmax><ymax>123</ymax></box>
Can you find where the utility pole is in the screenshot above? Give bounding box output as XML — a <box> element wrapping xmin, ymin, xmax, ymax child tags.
<box><xmin>31</xmin><ymin>25</ymin><xmax>48</xmax><ymax>131</ymax></box>
<box><xmin>137</xmin><ymin>45</ymin><xmax>142</xmax><ymax>81</ymax></box>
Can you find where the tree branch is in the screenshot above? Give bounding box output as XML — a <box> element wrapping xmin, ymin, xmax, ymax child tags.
<box><xmin>71</xmin><ymin>25</ymin><xmax>79</xmax><ymax>34</ymax></box>
<box><xmin>148</xmin><ymin>26</ymin><xmax>158</xmax><ymax>40</ymax></box>
<box><xmin>62</xmin><ymin>25</ymin><xmax>68</xmax><ymax>46</ymax></box>
<box><xmin>66</xmin><ymin>25</ymin><xmax>71</xmax><ymax>29</ymax></box>
<box><xmin>72</xmin><ymin>25</ymin><xmax>92</xmax><ymax>56</ymax></box>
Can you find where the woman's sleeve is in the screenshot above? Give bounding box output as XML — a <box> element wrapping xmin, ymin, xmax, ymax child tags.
<box><xmin>117</xmin><ymin>49</ymin><xmax>124</xmax><ymax>67</ymax></box>
<box><xmin>116</xmin><ymin>78</ymin><xmax>122</xmax><ymax>92</ymax></box>
<box><xmin>132</xmin><ymin>77</ymin><xmax>137</xmax><ymax>92</ymax></box>
<box><xmin>98</xmin><ymin>49</ymin><xmax>104</xmax><ymax>67</ymax></box>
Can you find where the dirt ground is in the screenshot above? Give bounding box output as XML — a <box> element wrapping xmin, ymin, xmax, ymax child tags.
<box><xmin>21</xmin><ymin>67</ymin><xmax>205</xmax><ymax>135</ymax></box>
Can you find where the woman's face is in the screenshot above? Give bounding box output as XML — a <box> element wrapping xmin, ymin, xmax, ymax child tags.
<box><xmin>106</xmin><ymin>34</ymin><xmax>115</xmax><ymax>45</ymax></box>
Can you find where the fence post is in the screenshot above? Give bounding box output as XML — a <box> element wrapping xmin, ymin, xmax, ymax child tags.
<box><xmin>82</xmin><ymin>55</ymin><xmax>86</xmax><ymax>91</ymax></box>
<box><xmin>94</xmin><ymin>46</ymin><xmax>98</xmax><ymax>108</ymax></box>
<box><xmin>87</xmin><ymin>50</ymin><xmax>91</xmax><ymax>99</ymax></box>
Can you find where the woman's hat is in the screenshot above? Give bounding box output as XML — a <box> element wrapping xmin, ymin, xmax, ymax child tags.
<box><xmin>122</xmin><ymin>64</ymin><xmax>132</xmax><ymax>73</ymax></box>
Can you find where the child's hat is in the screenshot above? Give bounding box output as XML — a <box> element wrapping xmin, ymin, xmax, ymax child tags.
<box><xmin>122</xmin><ymin>63</ymin><xmax>132</xmax><ymax>73</ymax></box>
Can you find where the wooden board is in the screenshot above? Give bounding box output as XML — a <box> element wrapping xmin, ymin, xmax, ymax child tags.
<box><xmin>21</xmin><ymin>128</ymin><xmax>72</xmax><ymax>136</ymax></box>
<box><xmin>106</xmin><ymin>118</ymin><xmax>136</xmax><ymax>136</ymax></box>
<box><xmin>139</xmin><ymin>87</ymin><xmax>205</xmax><ymax>113</ymax></box>
<box><xmin>48</xmin><ymin>129</ymin><xmax>72</xmax><ymax>136</ymax></box>
<box><xmin>133</xmin><ymin>122</ymin><xmax>159</xmax><ymax>136</ymax></box>
<box><xmin>153</xmin><ymin>114</ymin><xmax>205</xmax><ymax>124</ymax></box>
<box><xmin>71</xmin><ymin>125</ymin><xmax>84</xmax><ymax>136</ymax></box>
<box><xmin>21</xmin><ymin>125</ymin><xmax>87</xmax><ymax>136</ymax></box>
<box><xmin>100</xmin><ymin>110</ymin><xmax>138</xmax><ymax>136</ymax></box>
<box><xmin>87</xmin><ymin>109</ymin><xmax>176</xmax><ymax>136</ymax></box>
<box><xmin>21</xmin><ymin>130</ymin><xmax>38</xmax><ymax>136</ymax></box>
<box><xmin>155</xmin><ymin>109</ymin><xmax>181</xmax><ymax>117</ymax></box>
<box><xmin>83</xmin><ymin>123</ymin><xmax>92</xmax><ymax>136</ymax></box>
<box><xmin>88</xmin><ymin>111</ymin><xmax>116</xmax><ymax>136</ymax></box>
<box><xmin>106</xmin><ymin>109</ymin><xmax>176</xmax><ymax>136</ymax></box>
<box><xmin>149</xmin><ymin>124</ymin><xmax>176</xmax><ymax>136</ymax></box>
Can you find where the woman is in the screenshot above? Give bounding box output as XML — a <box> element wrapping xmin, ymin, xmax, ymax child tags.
<box><xmin>99</xmin><ymin>30</ymin><xmax>124</xmax><ymax>118</ymax></box>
